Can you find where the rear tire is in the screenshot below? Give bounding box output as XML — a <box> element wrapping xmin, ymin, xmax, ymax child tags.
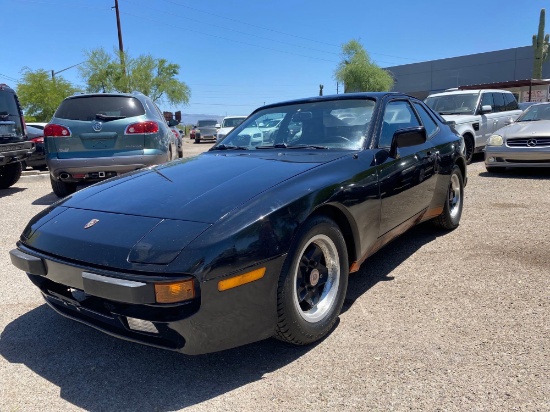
<box><xmin>464</xmin><ymin>135</ymin><xmax>474</xmax><ymax>165</ymax></box>
<box><xmin>50</xmin><ymin>176</ymin><xmax>77</xmax><ymax>197</ymax></box>
<box><xmin>275</xmin><ymin>216</ymin><xmax>349</xmax><ymax>345</ymax></box>
<box><xmin>433</xmin><ymin>165</ymin><xmax>463</xmax><ymax>230</ymax></box>
<box><xmin>0</xmin><ymin>162</ymin><xmax>23</xmax><ymax>189</ymax></box>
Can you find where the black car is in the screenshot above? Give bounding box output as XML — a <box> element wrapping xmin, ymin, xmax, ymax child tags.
<box><xmin>0</xmin><ymin>84</ymin><xmax>34</xmax><ymax>188</ymax></box>
<box><xmin>10</xmin><ymin>93</ymin><xmax>466</xmax><ymax>355</ymax></box>
<box><xmin>24</xmin><ymin>125</ymin><xmax>46</xmax><ymax>170</ymax></box>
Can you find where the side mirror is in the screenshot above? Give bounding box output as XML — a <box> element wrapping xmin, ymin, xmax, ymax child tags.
<box><xmin>215</xmin><ymin>124</ymin><xmax>221</xmax><ymax>128</ymax></box>
<box><xmin>480</xmin><ymin>105</ymin><xmax>492</xmax><ymax>114</ymax></box>
<box><xmin>168</xmin><ymin>119</ymin><xmax>179</xmax><ymax>127</ymax></box>
<box><xmin>389</xmin><ymin>126</ymin><xmax>427</xmax><ymax>158</ymax></box>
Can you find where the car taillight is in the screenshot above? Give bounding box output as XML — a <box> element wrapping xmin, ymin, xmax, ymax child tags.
<box><xmin>30</xmin><ymin>136</ymin><xmax>44</xmax><ymax>144</ymax></box>
<box><xmin>44</xmin><ymin>124</ymin><xmax>71</xmax><ymax>137</ymax></box>
<box><xmin>171</xmin><ymin>129</ymin><xmax>178</xmax><ymax>137</ymax></box>
<box><xmin>125</xmin><ymin>121</ymin><xmax>159</xmax><ymax>135</ymax></box>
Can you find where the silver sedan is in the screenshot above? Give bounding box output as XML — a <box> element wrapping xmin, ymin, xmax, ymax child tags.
<box><xmin>485</xmin><ymin>102</ymin><xmax>550</xmax><ymax>172</ymax></box>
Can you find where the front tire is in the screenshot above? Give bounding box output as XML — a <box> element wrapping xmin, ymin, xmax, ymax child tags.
<box><xmin>275</xmin><ymin>216</ymin><xmax>349</xmax><ymax>345</ymax></box>
<box><xmin>464</xmin><ymin>135</ymin><xmax>474</xmax><ymax>165</ymax></box>
<box><xmin>433</xmin><ymin>164</ymin><xmax>464</xmax><ymax>230</ymax></box>
<box><xmin>0</xmin><ymin>162</ymin><xmax>22</xmax><ymax>189</ymax></box>
<box><xmin>50</xmin><ymin>176</ymin><xmax>77</xmax><ymax>197</ymax></box>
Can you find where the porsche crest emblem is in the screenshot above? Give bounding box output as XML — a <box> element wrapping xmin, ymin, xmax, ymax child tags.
<box><xmin>84</xmin><ymin>219</ymin><xmax>100</xmax><ymax>229</ymax></box>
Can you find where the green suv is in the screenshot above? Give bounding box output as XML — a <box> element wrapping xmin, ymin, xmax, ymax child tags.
<box><xmin>45</xmin><ymin>92</ymin><xmax>177</xmax><ymax>197</ymax></box>
<box><xmin>0</xmin><ymin>84</ymin><xmax>34</xmax><ymax>189</ymax></box>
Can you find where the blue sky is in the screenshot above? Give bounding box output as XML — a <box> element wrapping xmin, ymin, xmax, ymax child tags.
<box><xmin>3</xmin><ymin>0</ymin><xmax>548</xmax><ymax>116</ymax></box>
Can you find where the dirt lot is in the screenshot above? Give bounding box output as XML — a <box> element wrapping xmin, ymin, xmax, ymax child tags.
<box><xmin>0</xmin><ymin>155</ymin><xmax>548</xmax><ymax>412</ymax></box>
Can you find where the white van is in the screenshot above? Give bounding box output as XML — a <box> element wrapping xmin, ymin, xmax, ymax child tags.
<box><xmin>425</xmin><ymin>89</ymin><xmax>522</xmax><ymax>163</ymax></box>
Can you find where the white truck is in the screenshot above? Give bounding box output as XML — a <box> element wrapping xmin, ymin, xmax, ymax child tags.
<box><xmin>425</xmin><ymin>89</ymin><xmax>522</xmax><ymax>163</ymax></box>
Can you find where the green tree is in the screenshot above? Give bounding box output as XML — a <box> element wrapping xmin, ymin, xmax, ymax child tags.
<box><xmin>79</xmin><ymin>48</ymin><xmax>191</xmax><ymax>106</ymax></box>
<box><xmin>16</xmin><ymin>68</ymin><xmax>77</xmax><ymax>122</ymax></box>
<box><xmin>532</xmin><ymin>8</ymin><xmax>549</xmax><ymax>79</ymax></box>
<box><xmin>334</xmin><ymin>40</ymin><xmax>394</xmax><ymax>93</ymax></box>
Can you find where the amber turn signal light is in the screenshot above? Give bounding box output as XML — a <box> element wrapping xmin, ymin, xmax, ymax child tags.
<box><xmin>218</xmin><ymin>267</ymin><xmax>266</xmax><ymax>291</ymax></box>
<box><xmin>155</xmin><ymin>280</ymin><xmax>195</xmax><ymax>303</ymax></box>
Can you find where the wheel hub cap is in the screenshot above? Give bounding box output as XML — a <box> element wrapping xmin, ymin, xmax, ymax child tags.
<box><xmin>309</xmin><ymin>268</ymin><xmax>320</xmax><ymax>286</ymax></box>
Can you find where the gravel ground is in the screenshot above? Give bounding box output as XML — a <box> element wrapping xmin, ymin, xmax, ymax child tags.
<box><xmin>0</xmin><ymin>154</ymin><xmax>548</xmax><ymax>412</ymax></box>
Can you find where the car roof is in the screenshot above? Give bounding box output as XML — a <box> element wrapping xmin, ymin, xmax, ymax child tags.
<box><xmin>428</xmin><ymin>89</ymin><xmax>512</xmax><ymax>97</ymax></box>
<box><xmin>64</xmin><ymin>91</ymin><xmax>146</xmax><ymax>100</ymax></box>
<box><xmin>255</xmin><ymin>92</ymin><xmax>406</xmax><ymax>114</ymax></box>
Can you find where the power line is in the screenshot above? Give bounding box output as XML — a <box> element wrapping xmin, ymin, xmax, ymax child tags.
<box><xmin>146</xmin><ymin>0</ymin><xmax>423</xmax><ymax>62</ymax></box>
<box><xmin>0</xmin><ymin>73</ymin><xmax>19</xmax><ymax>83</ymax></box>
<box><xmin>120</xmin><ymin>9</ymin><xmax>340</xmax><ymax>64</ymax></box>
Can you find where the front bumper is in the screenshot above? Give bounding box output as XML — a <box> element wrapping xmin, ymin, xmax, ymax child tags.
<box><xmin>47</xmin><ymin>152</ymin><xmax>167</xmax><ymax>180</ymax></box>
<box><xmin>484</xmin><ymin>146</ymin><xmax>550</xmax><ymax>168</ymax></box>
<box><xmin>0</xmin><ymin>141</ymin><xmax>35</xmax><ymax>166</ymax></box>
<box><xmin>10</xmin><ymin>246</ymin><xmax>283</xmax><ymax>355</ymax></box>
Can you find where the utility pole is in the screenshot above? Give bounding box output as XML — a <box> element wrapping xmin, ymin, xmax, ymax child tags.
<box><xmin>113</xmin><ymin>0</ymin><xmax>127</xmax><ymax>90</ymax></box>
<box><xmin>114</xmin><ymin>0</ymin><xmax>124</xmax><ymax>57</ymax></box>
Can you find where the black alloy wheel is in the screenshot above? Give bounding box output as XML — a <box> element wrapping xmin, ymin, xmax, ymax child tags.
<box><xmin>275</xmin><ymin>216</ymin><xmax>349</xmax><ymax>345</ymax></box>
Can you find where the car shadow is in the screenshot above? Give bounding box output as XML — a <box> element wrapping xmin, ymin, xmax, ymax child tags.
<box><xmin>0</xmin><ymin>222</ymin><xmax>443</xmax><ymax>411</ymax></box>
<box><xmin>31</xmin><ymin>192</ymin><xmax>60</xmax><ymax>206</ymax></box>
<box><xmin>480</xmin><ymin>168</ymin><xmax>550</xmax><ymax>179</ymax></box>
<box><xmin>342</xmin><ymin>222</ymin><xmax>441</xmax><ymax>312</ymax></box>
<box><xmin>0</xmin><ymin>305</ymin><xmax>318</xmax><ymax>411</ymax></box>
<box><xmin>0</xmin><ymin>187</ymin><xmax>26</xmax><ymax>198</ymax></box>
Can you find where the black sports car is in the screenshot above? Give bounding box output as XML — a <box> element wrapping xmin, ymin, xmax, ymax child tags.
<box><xmin>10</xmin><ymin>93</ymin><xmax>466</xmax><ymax>355</ymax></box>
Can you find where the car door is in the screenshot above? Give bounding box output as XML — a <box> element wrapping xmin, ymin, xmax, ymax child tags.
<box><xmin>477</xmin><ymin>92</ymin><xmax>496</xmax><ymax>147</ymax></box>
<box><xmin>375</xmin><ymin>98</ymin><xmax>439</xmax><ymax>236</ymax></box>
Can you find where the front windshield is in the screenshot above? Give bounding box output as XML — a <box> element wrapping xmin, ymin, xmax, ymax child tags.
<box><xmin>212</xmin><ymin>99</ymin><xmax>375</xmax><ymax>150</ymax></box>
<box><xmin>517</xmin><ymin>104</ymin><xmax>550</xmax><ymax>121</ymax></box>
<box><xmin>222</xmin><ymin>117</ymin><xmax>245</xmax><ymax>128</ymax></box>
<box><xmin>198</xmin><ymin>120</ymin><xmax>218</xmax><ymax>127</ymax></box>
<box><xmin>425</xmin><ymin>93</ymin><xmax>478</xmax><ymax>115</ymax></box>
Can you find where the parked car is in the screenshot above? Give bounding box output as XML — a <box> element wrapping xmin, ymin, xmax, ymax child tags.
<box><xmin>26</xmin><ymin>122</ymin><xmax>48</xmax><ymax>130</ymax></box>
<box><xmin>228</xmin><ymin>121</ymin><xmax>264</xmax><ymax>145</ymax></box>
<box><xmin>258</xmin><ymin>118</ymin><xmax>283</xmax><ymax>143</ymax></box>
<box><xmin>518</xmin><ymin>101</ymin><xmax>539</xmax><ymax>111</ymax></box>
<box><xmin>216</xmin><ymin>116</ymin><xmax>246</xmax><ymax>142</ymax></box>
<box><xmin>170</xmin><ymin>126</ymin><xmax>183</xmax><ymax>157</ymax></box>
<box><xmin>194</xmin><ymin>119</ymin><xmax>219</xmax><ymax>143</ymax></box>
<box><xmin>485</xmin><ymin>102</ymin><xmax>550</xmax><ymax>172</ymax></box>
<box><xmin>425</xmin><ymin>89</ymin><xmax>522</xmax><ymax>164</ymax></box>
<box><xmin>44</xmin><ymin>91</ymin><xmax>178</xmax><ymax>197</ymax></box>
<box><xmin>24</xmin><ymin>125</ymin><xmax>46</xmax><ymax>170</ymax></box>
<box><xmin>189</xmin><ymin>126</ymin><xmax>196</xmax><ymax>139</ymax></box>
<box><xmin>10</xmin><ymin>92</ymin><xmax>466</xmax><ymax>355</ymax></box>
<box><xmin>0</xmin><ymin>84</ymin><xmax>34</xmax><ymax>188</ymax></box>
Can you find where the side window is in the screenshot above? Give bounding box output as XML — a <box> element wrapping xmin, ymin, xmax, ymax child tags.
<box><xmin>480</xmin><ymin>93</ymin><xmax>494</xmax><ymax>111</ymax></box>
<box><xmin>491</xmin><ymin>93</ymin><xmax>505</xmax><ymax>112</ymax></box>
<box><xmin>413</xmin><ymin>102</ymin><xmax>438</xmax><ymax>139</ymax></box>
<box><xmin>379</xmin><ymin>100</ymin><xmax>420</xmax><ymax>148</ymax></box>
<box><xmin>503</xmin><ymin>93</ymin><xmax>519</xmax><ymax>111</ymax></box>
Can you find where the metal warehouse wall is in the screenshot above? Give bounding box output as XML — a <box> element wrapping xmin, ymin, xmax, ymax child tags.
<box><xmin>387</xmin><ymin>46</ymin><xmax>550</xmax><ymax>99</ymax></box>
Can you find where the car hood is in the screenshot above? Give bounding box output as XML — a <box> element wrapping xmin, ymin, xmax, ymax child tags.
<box><xmin>440</xmin><ymin>114</ymin><xmax>479</xmax><ymax>124</ymax></box>
<box><xmin>21</xmin><ymin>151</ymin><xmax>346</xmax><ymax>268</ymax></box>
<box><xmin>61</xmin><ymin>151</ymin><xmax>344</xmax><ymax>223</ymax></box>
<box><xmin>498</xmin><ymin>120</ymin><xmax>550</xmax><ymax>138</ymax></box>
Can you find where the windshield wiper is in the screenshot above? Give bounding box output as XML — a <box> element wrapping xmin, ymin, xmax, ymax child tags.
<box><xmin>256</xmin><ymin>143</ymin><xmax>328</xmax><ymax>150</ymax></box>
<box><xmin>95</xmin><ymin>113</ymin><xmax>126</xmax><ymax>121</ymax></box>
<box><xmin>210</xmin><ymin>144</ymin><xmax>248</xmax><ymax>151</ymax></box>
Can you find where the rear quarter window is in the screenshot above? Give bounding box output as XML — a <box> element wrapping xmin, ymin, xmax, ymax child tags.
<box><xmin>54</xmin><ymin>96</ymin><xmax>145</xmax><ymax>121</ymax></box>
